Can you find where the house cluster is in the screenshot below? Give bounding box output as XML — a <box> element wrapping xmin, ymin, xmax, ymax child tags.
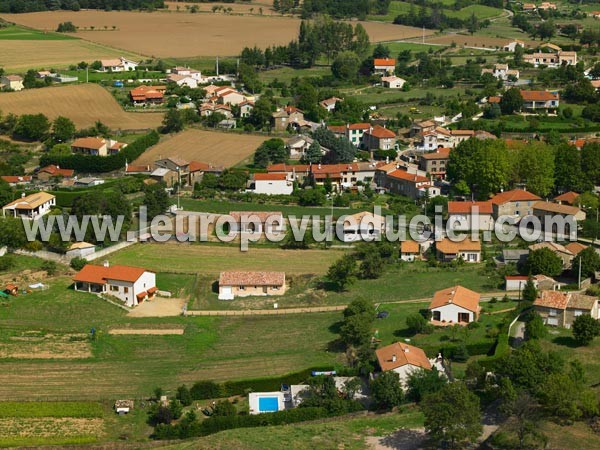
<box><xmin>522</xmin><ymin>44</ymin><xmax>577</xmax><ymax>69</ymax></box>
<box><xmin>533</xmin><ymin>290</ymin><xmax>599</xmax><ymax>328</ymax></box>
<box><xmin>481</xmin><ymin>63</ymin><xmax>520</xmax><ymax>81</ymax></box>
<box><xmin>125</xmin><ymin>157</ymin><xmax>224</xmax><ymax>188</ymax></box>
<box><xmin>327</xmin><ymin>123</ymin><xmax>398</xmax><ymax>153</ymax></box>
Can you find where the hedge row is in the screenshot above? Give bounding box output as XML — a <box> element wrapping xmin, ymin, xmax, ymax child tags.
<box><xmin>155</xmin><ymin>403</ymin><xmax>364</xmax><ymax>440</ymax></box>
<box><xmin>188</xmin><ymin>366</ymin><xmax>348</xmax><ymax>400</ymax></box>
<box><xmin>39</xmin><ymin>130</ymin><xmax>160</xmax><ymax>173</ymax></box>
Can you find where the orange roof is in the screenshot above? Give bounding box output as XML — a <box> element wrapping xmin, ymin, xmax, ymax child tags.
<box><xmin>73</xmin><ymin>264</ymin><xmax>150</xmax><ymax>284</ymax></box>
<box><xmin>450</xmin><ymin>129</ymin><xmax>474</xmax><ymax>136</ymax></box>
<box><xmin>400</xmin><ymin>240</ymin><xmax>420</xmax><ymax>253</ymax></box>
<box><xmin>387</xmin><ymin>169</ymin><xmax>429</xmax><ymax>183</ymax></box>
<box><xmin>327</xmin><ymin>125</ymin><xmax>347</xmax><ymax>134</ymax></box>
<box><xmin>39</xmin><ymin>165</ymin><xmax>74</xmax><ymax>177</ymax></box>
<box><xmin>520</xmin><ymin>90</ymin><xmax>559</xmax><ymax>102</ymax></box>
<box><xmin>376</xmin><ymin>342</ymin><xmax>431</xmax><ymax>372</ymax></box>
<box><xmin>267</xmin><ymin>163</ymin><xmax>310</xmax><ymax>173</ymax></box>
<box><xmin>254</xmin><ymin>173</ymin><xmax>287</xmax><ymax>181</ymax></box>
<box><xmin>533</xmin><ymin>290</ymin><xmax>570</xmax><ymax>310</ymax></box>
<box><xmin>1</xmin><ymin>175</ymin><xmax>32</xmax><ymax>184</ymax></box>
<box><xmin>448</xmin><ymin>201</ymin><xmax>493</xmax><ymax>215</ymax></box>
<box><xmin>488</xmin><ymin>96</ymin><xmax>501</xmax><ymax>103</ymax></box>
<box><xmin>436</xmin><ymin>238</ymin><xmax>481</xmax><ymax>255</ymax></box>
<box><xmin>219</xmin><ymin>271</ymin><xmax>285</xmax><ymax>286</ymax></box>
<box><xmin>71</xmin><ymin>137</ymin><xmax>105</xmax><ymax>150</ymax></box>
<box><xmin>533</xmin><ymin>201</ymin><xmax>582</xmax><ymax>216</ymax></box>
<box><xmin>420</xmin><ymin>148</ymin><xmax>451</xmax><ymax>160</ymax></box>
<box><xmin>490</xmin><ymin>189</ymin><xmax>541</xmax><ymax>205</ymax></box>
<box><xmin>554</xmin><ymin>191</ymin><xmax>579</xmax><ymax>205</ymax></box>
<box><xmin>348</xmin><ymin>123</ymin><xmax>371</xmax><ymax>130</ymax></box>
<box><xmin>565</xmin><ymin>242</ymin><xmax>587</xmax><ymax>256</ymax></box>
<box><xmin>366</xmin><ymin>125</ymin><xmax>395</xmax><ymax>139</ymax></box>
<box><xmin>429</xmin><ymin>285</ymin><xmax>481</xmax><ymax>313</ymax></box>
<box><xmin>125</xmin><ymin>165</ymin><xmax>150</xmax><ymax>173</ymax></box>
<box><xmin>189</xmin><ymin>161</ymin><xmax>222</xmax><ymax>173</ymax></box>
<box><xmin>374</xmin><ymin>58</ymin><xmax>396</xmax><ymax>67</ymax></box>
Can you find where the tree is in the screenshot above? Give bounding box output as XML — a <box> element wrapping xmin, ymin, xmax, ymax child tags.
<box><xmin>554</xmin><ymin>143</ymin><xmax>589</xmax><ymax>193</ymax></box>
<box><xmin>340</xmin><ymin>298</ymin><xmax>375</xmax><ymax>347</ymax></box>
<box><xmin>13</xmin><ymin>114</ymin><xmax>50</xmax><ymax>141</ymax></box>
<box><xmin>582</xmin><ymin>143</ymin><xmax>600</xmax><ymax>186</ymax></box>
<box><xmin>304</xmin><ymin>141</ymin><xmax>322</xmax><ymax>163</ymax></box>
<box><xmin>372</xmin><ymin>43</ymin><xmax>390</xmax><ymax>59</ymax></box>
<box><xmin>406</xmin><ymin>313</ymin><xmax>430</xmax><ymax>335</ymax></box>
<box><xmin>370</xmin><ymin>371</ymin><xmax>404</xmax><ymax>409</ymax></box>
<box><xmin>327</xmin><ymin>254</ymin><xmax>356</xmax><ymax>291</ymax></box>
<box><xmin>422</xmin><ymin>382</ymin><xmax>482</xmax><ymax>448</ymax></box>
<box><xmin>572</xmin><ymin>314</ymin><xmax>600</xmax><ymax>346</ymax></box>
<box><xmin>499</xmin><ymin>88</ymin><xmax>523</xmax><ymax>115</ymax></box>
<box><xmin>524</xmin><ymin>248</ymin><xmax>563</xmax><ymax>277</ymax></box>
<box><xmin>56</xmin><ymin>21</ymin><xmax>76</xmax><ymax>32</ymax></box>
<box><xmin>49</xmin><ymin>143</ymin><xmax>71</xmax><ymax>157</ymax></box>
<box><xmin>406</xmin><ymin>368</ymin><xmax>445</xmax><ymax>402</ymax></box>
<box><xmin>52</xmin><ymin>116</ymin><xmax>75</xmax><ymax>142</ymax></box>
<box><xmin>248</xmin><ymin>96</ymin><xmax>273</xmax><ymax>130</ymax></box>
<box><xmin>572</xmin><ymin>246</ymin><xmax>600</xmax><ymax>279</ymax></box>
<box><xmin>514</xmin><ymin>142</ymin><xmax>554</xmax><ymax>197</ymax></box>
<box><xmin>253</xmin><ymin>138</ymin><xmax>287</xmax><ymax>168</ymax></box>
<box><xmin>467</xmin><ymin>13</ymin><xmax>478</xmax><ymax>35</ymax></box>
<box><xmin>331</xmin><ymin>51</ymin><xmax>360</xmax><ymax>81</ymax></box>
<box><xmin>522</xmin><ymin>274</ymin><xmax>538</xmax><ymax>303</ymax></box>
<box><xmin>358</xmin><ymin>251</ymin><xmax>384</xmax><ymax>279</ymax></box>
<box><xmin>70</xmin><ymin>256</ymin><xmax>87</xmax><ymax>271</ymax></box>
<box><xmin>525</xmin><ymin>312</ymin><xmax>547</xmax><ymax>340</ymax></box>
<box><xmin>176</xmin><ymin>385</ymin><xmax>193</xmax><ymax>406</ymax></box>
<box><xmin>41</xmin><ymin>260</ymin><xmax>57</xmax><ymax>276</ymax></box>
<box><xmin>212</xmin><ymin>400</ymin><xmax>236</xmax><ymax>416</ymax></box>
<box><xmin>536</xmin><ymin>20</ymin><xmax>555</xmax><ymax>40</ymax></box>
<box><xmin>143</xmin><ymin>182</ymin><xmax>170</xmax><ymax>220</ymax></box>
<box><xmin>513</xmin><ymin>44</ymin><xmax>524</xmax><ymax>66</ymax></box>
<box><xmin>161</xmin><ymin>109</ymin><xmax>183</xmax><ymax>134</ymax></box>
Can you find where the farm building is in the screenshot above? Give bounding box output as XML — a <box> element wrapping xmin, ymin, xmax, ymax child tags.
<box><xmin>0</xmin><ymin>75</ymin><xmax>24</xmax><ymax>91</ymax></box>
<box><xmin>218</xmin><ymin>271</ymin><xmax>286</xmax><ymax>300</ymax></box>
<box><xmin>73</xmin><ymin>262</ymin><xmax>156</xmax><ymax>307</ymax></box>
<box><xmin>2</xmin><ymin>192</ymin><xmax>55</xmax><ymax>220</ymax></box>
<box><xmin>429</xmin><ymin>285</ymin><xmax>481</xmax><ymax>325</ymax></box>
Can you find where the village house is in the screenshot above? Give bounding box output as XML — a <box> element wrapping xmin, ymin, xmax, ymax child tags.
<box><xmin>71</xmin><ymin>137</ymin><xmax>128</xmax><ymax>156</ymax></box>
<box><xmin>0</xmin><ymin>175</ymin><xmax>32</xmax><ymax>186</ymax></box>
<box><xmin>377</xmin><ymin>168</ymin><xmax>439</xmax><ymax>200</ymax></box>
<box><xmin>449</xmin><ymin>129</ymin><xmax>475</xmax><ymax>147</ymax></box>
<box><xmin>558</xmin><ymin>51</ymin><xmax>577</xmax><ymax>66</ymax></box>
<box><xmin>339</xmin><ymin>211</ymin><xmax>386</xmax><ymax>243</ymax></box>
<box><xmin>2</xmin><ymin>192</ymin><xmax>56</xmax><ymax>220</ymax></box>
<box><xmin>239</xmin><ymin>100</ymin><xmax>254</xmax><ymax>118</ymax></box>
<box><xmin>150</xmin><ymin>168</ymin><xmax>178</xmax><ymax>187</ymax></box>
<box><xmin>419</xmin><ymin>147</ymin><xmax>451</xmax><ymax>179</ymax></box>
<box><xmin>286</xmin><ymin>135</ymin><xmax>315</xmax><ymax>160</ymax></box>
<box><xmin>375</xmin><ymin>342</ymin><xmax>432</xmax><ymax>387</ymax></box>
<box><xmin>319</xmin><ymin>97</ymin><xmax>342</xmax><ymax>112</ymax></box>
<box><xmin>267</xmin><ymin>163</ymin><xmax>311</xmax><ymax>184</ymax></box>
<box><xmin>523</xmin><ymin>53</ymin><xmax>558</xmax><ymax>68</ymax></box>
<box><xmin>209</xmin><ymin>86</ymin><xmax>247</xmax><ymax>106</ymax></box>
<box><xmin>36</xmin><ymin>165</ymin><xmax>74</xmax><ymax>181</ymax></box>
<box><xmin>501</xmin><ymin>249</ymin><xmax>530</xmax><ymax>266</ymax></box>
<box><xmin>130</xmin><ymin>85</ymin><xmax>166</xmax><ymax>106</ymax></box>
<box><xmin>155</xmin><ymin>157</ymin><xmax>190</xmax><ymax>176</ymax></box>
<box><xmin>124</xmin><ymin>163</ymin><xmax>152</xmax><ymax>175</ymax></box>
<box><xmin>346</xmin><ymin>123</ymin><xmax>371</xmax><ymax>148</ymax></box>
<box><xmin>199</xmin><ymin>103</ymin><xmax>234</xmax><ymax>119</ymax></box>
<box><xmin>99</xmin><ymin>57</ymin><xmax>139</xmax><ymax>72</ymax></box>
<box><xmin>505</xmin><ymin>274</ymin><xmax>558</xmax><ymax>292</ymax></box>
<box><xmin>362</xmin><ymin>125</ymin><xmax>397</xmax><ymax>153</ymax></box>
<box><xmin>373</xmin><ymin>58</ymin><xmax>396</xmax><ymax>75</ymax></box>
<box><xmin>271</xmin><ymin>106</ymin><xmax>305</xmax><ymax>132</ymax></box>
<box><xmin>188</xmin><ymin>161</ymin><xmax>223</xmax><ymax>186</ymax></box>
<box><xmin>417</xmin><ymin>127</ymin><xmax>452</xmax><ymax>150</ymax></box>
<box><xmin>447</xmin><ymin>201</ymin><xmax>494</xmax><ymax>232</ymax></box>
<box><xmin>170</xmin><ymin>66</ymin><xmax>204</xmax><ymax>83</ymax></box>
<box><xmin>481</xmin><ymin>64</ymin><xmax>520</xmax><ymax>81</ymax></box>
<box><xmin>436</xmin><ymin>238</ymin><xmax>482</xmax><ymax>263</ymax></box>
<box><xmin>65</xmin><ymin>241</ymin><xmax>96</xmax><ymax>259</ymax></box>
<box><xmin>503</xmin><ymin>40</ymin><xmax>526</xmax><ymax>52</ymax></box>
<box><xmin>310</xmin><ymin>162</ymin><xmax>382</xmax><ymax>191</ymax></box>
<box><xmin>490</xmin><ymin>189</ymin><xmax>541</xmax><ymax>220</ymax></box>
<box><xmin>75</xmin><ymin>177</ymin><xmax>105</xmax><ymax>187</ymax></box>
<box><xmin>538</xmin><ymin>2</ymin><xmax>557</xmax><ymax>10</ymax></box>
<box><xmin>429</xmin><ymin>285</ymin><xmax>481</xmax><ymax>325</ymax></box>
<box><xmin>73</xmin><ymin>262</ymin><xmax>157</xmax><ymax>307</ymax></box>
<box><xmin>0</xmin><ymin>75</ymin><xmax>24</xmax><ymax>91</ymax></box>
<box><xmin>528</xmin><ymin>241</ymin><xmax>577</xmax><ymax>269</ymax></box>
<box><xmin>400</xmin><ymin>240</ymin><xmax>420</xmax><ymax>262</ymax></box>
<box><xmin>554</xmin><ymin>191</ymin><xmax>580</xmax><ymax>206</ymax></box>
<box><xmin>381</xmin><ymin>76</ymin><xmax>406</xmax><ymax>89</ymax></box>
<box><xmin>248</xmin><ymin>173</ymin><xmax>293</xmax><ymax>196</ymax></box>
<box><xmin>533</xmin><ymin>291</ymin><xmax>599</xmax><ymax>328</ymax></box>
<box><xmin>228</xmin><ymin>211</ymin><xmax>285</xmax><ymax>234</ymax></box>
<box><xmin>410</xmin><ymin>120</ymin><xmax>436</xmax><ymax>137</ymax></box>
<box><xmin>167</xmin><ymin>73</ymin><xmax>200</xmax><ymax>88</ymax></box>
<box><xmin>522</xmin><ymin>3</ymin><xmax>537</xmax><ymax>11</ymax></box>
<box><xmin>218</xmin><ymin>271</ymin><xmax>286</xmax><ymax>300</ymax></box>
<box><xmin>532</xmin><ymin>201</ymin><xmax>585</xmax><ymax>237</ymax></box>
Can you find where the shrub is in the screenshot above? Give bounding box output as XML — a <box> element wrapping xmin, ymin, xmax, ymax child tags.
<box><xmin>0</xmin><ymin>255</ymin><xmax>16</xmax><ymax>272</ymax></box>
<box><xmin>190</xmin><ymin>381</ymin><xmax>223</xmax><ymax>400</ymax></box>
<box><xmin>41</xmin><ymin>260</ymin><xmax>57</xmax><ymax>276</ymax></box>
<box><xmin>176</xmin><ymin>385</ymin><xmax>192</xmax><ymax>406</ymax></box>
<box><xmin>70</xmin><ymin>257</ymin><xmax>87</xmax><ymax>271</ymax></box>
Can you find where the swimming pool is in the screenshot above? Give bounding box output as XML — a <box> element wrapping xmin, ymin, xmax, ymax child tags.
<box><xmin>258</xmin><ymin>396</ymin><xmax>279</xmax><ymax>412</ymax></box>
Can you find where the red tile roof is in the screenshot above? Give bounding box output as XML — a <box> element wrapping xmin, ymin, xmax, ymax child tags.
<box><xmin>219</xmin><ymin>271</ymin><xmax>285</xmax><ymax>286</ymax></box>
<box><xmin>429</xmin><ymin>285</ymin><xmax>481</xmax><ymax>313</ymax></box>
<box><xmin>73</xmin><ymin>264</ymin><xmax>150</xmax><ymax>284</ymax></box>
<box><xmin>490</xmin><ymin>189</ymin><xmax>541</xmax><ymax>205</ymax></box>
<box><xmin>376</xmin><ymin>342</ymin><xmax>431</xmax><ymax>372</ymax></box>
<box><xmin>448</xmin><ymin>201</ymin><xmax>493</xmax><ymax>215</ymax></box>
<box><xmin>267</xmin><ymin>163</ymin><xmax>310</xmax><ymax>173</ymax></box>
<box><xmin>254</xmin><ymin>173</ymin><xmax>287</xmax><ymax>181</ymax></box>
<box><xmin>520</xmin><ymin>90</ymin><xmax>559</xmax><ymax>102</ymax></box>
<box><xmin>387</xmin><ymin>169</ymin><xmax>429</xmax><ymax>183</ymax></box>
<box><xmin>1</xmin><ymin>175</ymin><xmax>32</xmax><ymax>184</ymax></box>
<box><xmin>39</xmin><ymin>165</ymin><xmax>74</xmax><ymax>177</ymax></box>
<box><xmin>71</xmin><ymin>137</ymin><xmax>105</xmax><ymax>150</ymax></box>
<box><xmin>554</xmin><ymin>191</ymin><xmax>579</xmax><ymax>205</ymax></box>
<box><xmin>400</xmin><ymin>240</ymin><xmax>420</xmax><ymax>253</ymax></box>
<box><xmin>533</xmin><ymin>291</ymin><xmax>570</xmax><ymax>310</ymax></box>
<box><xmin>366</xmin><ymin>125</ymin><xmax>396</xmax><ymax>139</ymax></box>
<box><xmin>189</xmin><ymin>161</ymin><xmax>222</xmax><ymax>173</ymax></box>
<box><xmin>374</xmin><ymin>58</ymin><xmax>396</xmax><ymax>67</ymax></box>
<box><xmin>347</xmin><ymin>123</ymin><xmax>371</xmax><ymax>130</ymax></box>
<box><xmin>436</xmin><ymin>238</ymin><xmax>481</xmax><ymax>255</ymax></box>
<box><xmin>420</xmin><ymin>148</ymin><xmax>451</xmax><ymax>160</ymax></box>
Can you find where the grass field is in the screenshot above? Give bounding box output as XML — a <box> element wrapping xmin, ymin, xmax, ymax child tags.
<box><xmin>368</xmin><ymin>1</ymin><xmax>503</xmax><ymax>22</ymax></box>
<box><xmin>2</xmin><ymin>10</ymin><xmax>430</xmax><ymax>58</ymax></box>
<box><xmin>0</xmin><ymin>84</ymin><xmax>162</xmax><ymax>130</ymax></box>
<box><xmin>0</xmin><ymin>24</ymin><xmax>76</xmax><ymax>40</ymax></box>
<box><xmin>132</xmin><ymin>129</ymin><xmax>267</xmax><ymax>168</ymax></box>
<box><xmin>106</xmin><ymin>243</ymin><xmax>343</xmax><ymax>275</ymax></box>
<box><xmin>259</xmin><ymin>66</ymin><xmax>332</xmax><ymax>84</ymax></box>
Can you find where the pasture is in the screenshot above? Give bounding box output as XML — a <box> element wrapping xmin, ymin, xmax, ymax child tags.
<box><xmin>0</xmin><ymin>24</ymin><xmax>75</xmax><ymax>40</ymax></box>
<box><xmin>0</xmin><ymin>84</ymin><xmax>162</xmax><ymax>130</ymax></box>
<box><xmin>2</xmin><ymin>10</ymin><xmax>432</xmax><ymax>58</ymax></box>
<box><xmin>132</xmin><ymin>129</ymin><xmax>267</xmax><ymax>168</ymax></box>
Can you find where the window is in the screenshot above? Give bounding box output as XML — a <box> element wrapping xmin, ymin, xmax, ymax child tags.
<box><xmin>549</xmin><ymin>309</ymin><xmax>557</xmax><ymax>317</ymax></box>
<box><xmin>574</xmin><ymin>310</ymin><xmax>583</xmax><ymax>317</ymax></box>
<box><xmin>110</xmin><ymin>285</ymin><xmax>119</xmax><ymax>292</ymax></box>
<box><xmin>124</xmin><ymin>287</ymin><xmax>129</xmax><ymax>293</ymax></box>
<box><xmin>239</xmin><ymin>286</ymin><xmax>245</xmax><ymax>291</ymax></box>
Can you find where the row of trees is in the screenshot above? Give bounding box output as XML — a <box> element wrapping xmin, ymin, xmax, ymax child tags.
<box><xmin>0</xmin><ymin>0</ymin><xmax>164</xmax><ymax>13</ymax></box>
<box><xmin>447</xmin><ymin>138</ymin><xmax>600</xmax><ymax>199</ymax></box>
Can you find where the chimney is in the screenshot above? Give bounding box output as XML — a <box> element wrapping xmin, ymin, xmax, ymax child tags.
<box><xmin>103</xmin><ymin>260</ymin><xmax>110</xmax><ymax>268</ymax></box>
<box><xmin>392</xmin><ymin>354</ymin><xmax>397</xmax><ymax>362</ymax></box>
<box><xmin>21</xmin><ymin>192</ymin><xmax>25</xmax><ymax>198</ymax></box>
<box><xmin>404</xmin><ymin>347</ymin><xmax>409</xmax><ymax>353</ymax></box>
<box><xmin>318</xmin><ymin>163</ymin><xmax>322</xmax><ymax>170</ymax></box>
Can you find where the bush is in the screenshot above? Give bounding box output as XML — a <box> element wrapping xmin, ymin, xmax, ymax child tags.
<box><xmin>70</xmin><ymin>257</ymin><xmax>87</xmax><ymax>271</ymax></box>
<box><xmin>41</xmin><ymin>260</ymin><xmax>57</xmax><ymax>276</ymax></box>
<box><xmin>0</xmin><ymin>255</ymin><xmax>16</xmax><ymax>272</ymax></box>
<box><xmin>190</xmin><ymin>381</ymin><xmax>223</xmax><ymax>400</ymax></box>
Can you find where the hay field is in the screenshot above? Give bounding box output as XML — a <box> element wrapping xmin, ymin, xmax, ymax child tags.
<box><xmin>2</xmin><ymin>10</ymin><xmax>432</xmax><ymax>57</ymax></box>
<box><xmin>0</xmin><ymin>84</ymin><xmax>162</xmax><ymax>130</ymax></box>
<box><xmin>133</xmin><ymin>129</ymin><xmax>266</xmax><ymax>167</ymax></box>
<box><xmin>0</xmin><ymin>39</ymin><xmax>140</xmax><ymax>72</ymax></box>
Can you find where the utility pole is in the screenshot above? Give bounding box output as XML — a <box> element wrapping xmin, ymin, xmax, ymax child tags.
<box><xmin>578</xmin><ymin>255</ymin><xmax>582</xmax><ymax>290</ymax></box>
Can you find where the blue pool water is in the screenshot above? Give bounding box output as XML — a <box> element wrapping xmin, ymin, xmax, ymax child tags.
<box><xmin>258</xmin><ymin>396</ymin><xmax>279</xmax><ymax>412</ymax></box>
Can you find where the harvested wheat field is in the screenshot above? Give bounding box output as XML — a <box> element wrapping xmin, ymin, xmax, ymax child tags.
<box><xmin>134</xmin><ymin>129</ymin><xmax>266</xmax><ymax>167</ymax></box>
<box><xmin>2</xmin><ymin>10</ymin><xmax>430</xmax><ymax>57</ymax></box>
<box><xmin>165</xmin><ymin>1</ymin><xmax>279</xmax><ymax>15</ymax></box>
<box><xmin>0</xmin><ymin>84</ymin><xmax>162</xmax><ymax>130</ymax></box>
<box><xmin>0</xmin><ymin>39</ymin><xmax>139</xmax><ymax>72</ymax></box>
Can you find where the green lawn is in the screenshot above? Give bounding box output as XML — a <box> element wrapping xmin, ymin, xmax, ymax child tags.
<box><xmin>259</xmin><ymin>66</ymin><xmax>332</xmax><ymax>84</ymax></box>
<box><xmin>0</xmin><ymin>25</ymin><xmax>77</xmax><ymax>41</ymax></box>
<box><xmin>445</xmin><ymin>4</ymin><xmax>504</xmax><ymax>20</ymax></box>
<box><xmin>61</xmin><ymin>69</ymin><xmax>165</xmax><ymax>82</ymax></box>
<box><xmin>368</xmin><ymin>1</ymin><xmax>503</xmax><ymax>22</ymax></box>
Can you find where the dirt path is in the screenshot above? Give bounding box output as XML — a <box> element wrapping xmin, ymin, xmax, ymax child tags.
<box><xmin>108</xmin><ymin>328</ymin><xmax>184</xmax><ymax>335</ymax></box>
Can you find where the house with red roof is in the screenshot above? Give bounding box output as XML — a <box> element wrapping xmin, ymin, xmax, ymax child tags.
<box><xmin>71</xmin><ymin>137</ymin><xmax>127</xmax><ymax>157</ymax></box>
<box><xmin>188</xmin><ymin>161</ymin><xmax>223</xmax><ymax>185</ymax></box>
<box><xmin>248</xmin><ymin>173</ymin><xmax>293</xmax><ymax>196</ymax></box>
<box><xmin>218</xmin><ymin>271</ymin><xmax>285</xmax><ymax>300</ymax></box>
<box><xmin>362</xmin><ymin>125</ymin><xmax>397</xmax><ymax>152</ymax></box>
<box><xmin>0</xmin><ymin>175</ymin><xmax>32</xmax><ymax>186</ymax></box>
<box><xmin>373</xmin><ymin>58</ymin><xmax>396</xmax><ymax>75</ymax></box>
<box><xmin>73</xmin><ymin>261</ymin><xmax>156</xmax><ymax>307</ymax></box>
<box><xmin>520</xmin><ymin>90</ymin><xmax>559</xmax><ymax>113</ymax></box>
<box><xmin>533</xmin><ymin>291</ymin><xmax>598</xmax><ymax>328</ymax></box>
<box><xmin>130</xmin><ymin>85</ymin><xmax>165</xmax><ymax>106</ymax></box>
<box><xmin>36</xmin><ymin>165</ymin><xmax>75</xmax><ymax>182</ymax></box>
<box><xmin>490</xmin><ymin>189</ymin><xmax>541</xmax><ymax>220</ymax></box>
<box><xmin>375</xmin><ymin>342</ymin><xmax>433</xmax><ymax>387</ymax></box>
<box><xmin>429</xmin><ymin>285</ymin><xmax>481</xmax><ymax>325</ymax></box>
<box><xmin>447</xmin><ymin>201</ymin><xmax>494</xmax><ymax>231</ymax></box>
<box><xmin>377</xmin><ymin>167</ymin><xmax>440</xmax><ymax>199</ymax></box>
<box><xmin>554</xmin><ymin>191</ymin><xmax>580</xmax><ymax>206</ymax></box>
<box><xmin>419</xmin><ymin>147</ymin><xmax>451</xmax><ymax>178</ymax></box>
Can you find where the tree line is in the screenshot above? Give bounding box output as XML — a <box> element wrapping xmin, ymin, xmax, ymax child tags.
<box><xmin>0</xmin><ymin>0</ymin><xmax>164</xmax><ymax>13</ymax></box>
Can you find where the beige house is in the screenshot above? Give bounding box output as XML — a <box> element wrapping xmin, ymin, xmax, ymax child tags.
<box><xmin>362</xmin><ymin>126</ymin><xmax>397</xmax><ymax>152</ymax></box>
<box><xmin>381</xmin><ymin>76</ymin><xmax>406</xmax><ymax>89</ymax></box>
<box><xmin>400</xmin><ymin>240</ymin><xmax>420</xmax><ymax>262</ymax></box>
<box><xmin>429</xmin><ymin>285</ymin><xmax>481</xmax><ymax>324</ymax></box>
<box><xmin>447</xmin><ymin>201</ymin><xmax>494</xmax><ymax>232</ymax></box>
<box><xmin>375</xmin><ymin>342</ymin><xmax>432</xmax><ymax>387</ymax></box>
<box><xmin>533</xmin><ymin>291</ymin><xmax>599</xmax><ymax>328</ymax></box>
<box><xmin>419</xmin><ymin>147</ymin><xmax>451</xmax><ymax>178</ymax></box>
<box><xmin>271</xmin><ymin>107</ymin><xmax>305</xmax><ymax>132</ymax></box>
<box><xmin>379</xmin><ymin>169</ymin><xmax>440</xmax><ymax>200</ymax></box>
<box><xmin>532</xmin><ymin>201</ymin><xmax>585</xmax><ymax>237</ymax></box>
<box><xmin>2</xmin><ymin>192</ymin><xmax>55</xmax><ymax>220</ymax></box>
<box><xmin>436</xmin><ymin>238</ymin><xmax>482</xmax><ymax>263</ymax></box>
<box><xmin>490</xmin><ymin>189</ymin><xmax>541</xmax><ymax>220</ymax></box>
<box><xmin>0</xmin><ymin>75</ymin><xmax>24</xmax><ymax>91</ymax></box>
<box><xmin>520</xmin><ymin>90</ymin><xmax>559</xmax><ymax>113</ymax></box>
<box><xmin>218</xmin><ymin>271</ymin><xmax>286</xmax><ymax>300</ymax></box>
<box><xmin>36</xmin><ymin>164</ymin><xmax>74</xmax><ymax>181</ymax></box>
<box><xmin>71</xmin><ymin>137</ymin><xmax>127</xmax><ymax>157</ymax></box>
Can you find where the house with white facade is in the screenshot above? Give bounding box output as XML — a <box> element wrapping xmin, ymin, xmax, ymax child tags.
<box><xmin>503</xmin><ymin>40</ymin><xmax>526</xmax><ymax>52</ymax></box>
<box><xmin>249</xmin><ymin>173</ymin><xmax>294</xmax><ymax>195</ymax></box>
<box><xmin>99</xmin><ymin>57</ymin><xmax>139</xmax><ymax>72</ymax></box>
<box><xmin>319</xmin><ymin>97</ymin><xmax>342</xmax><ymax>112</ymax></box>
<box><xmin>381</xmin><ymin>76</ymin><xmax>406</xmax><ymax>89</ymax></box>
<box><xmin>0</xmin><ymin>75</ymin><xmax>24</xmax><ymax>91</ymax></box>
<box><xmin>429</xmin><ymin>285</ymin><xmax>481</xmax><ymax>325</ymax></box>
<box><xmin>481</xmin><ymin>64</ymin><xmax>520</xmax><ymax>81</ymax></box>
<box><xmin>436</xmin><ymin>238</ymin><xmax>482</xmax><ymax>263</ymax></box>
<box><xmin>400</xmin><ymin>241</ymin><xmax>420</xmax><ymax>262</ymax></box>
<box><xmin>373</xmin><ymin>58</ymin><xmax>396</xmax><ymax>75</ymax></box>
<box><xmin>339</xmin><ymin>211</ymin><xmax>386</xmax><ymax>243</ymax></box>
<box><xmin>375</xmin><ymin>342</ymin><xmax>433</xmax><ymax>387</ymax></box>
<box><xmin>73</xmin><ymin>262</ymin><xmax>157</xmax><ymax>307</ymax></box>
<box><xmin>447</xmin><ymin>201</ymin><xmax>494</xmax><ymax>232</ymax></box>
<box><xmin>2</xmin><ymin>192</ymin><xmax>56</xmax><ymax>220</ymax></box>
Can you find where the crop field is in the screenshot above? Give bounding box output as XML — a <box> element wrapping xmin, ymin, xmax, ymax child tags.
<box><xmin>0</xmin><ymin>84</ymin><xmax>162</xmax><ymax>130</ymax></box>
<box><xmin>164</xmin><ymin>1</ymin><xmax>278</xmax><ymax>15</ymax></box>
<box><xmin>0</xmin><ymin>24</ymin><xmax>75</xmax><ymax>40</ymax></box>
<box><xmin>106</xmin><ymin>243</ymin><xmax>343</xmax><ymax>275</ymax></box>
<box><xmin>132</xmin><ymin>129</ymin><xmax>267</xmax><ymax>167</ymax></box>
<box><xmin>2</xmin><ymin>11</ymin><xmax>432</xmax><ymax>58</ymax></box>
